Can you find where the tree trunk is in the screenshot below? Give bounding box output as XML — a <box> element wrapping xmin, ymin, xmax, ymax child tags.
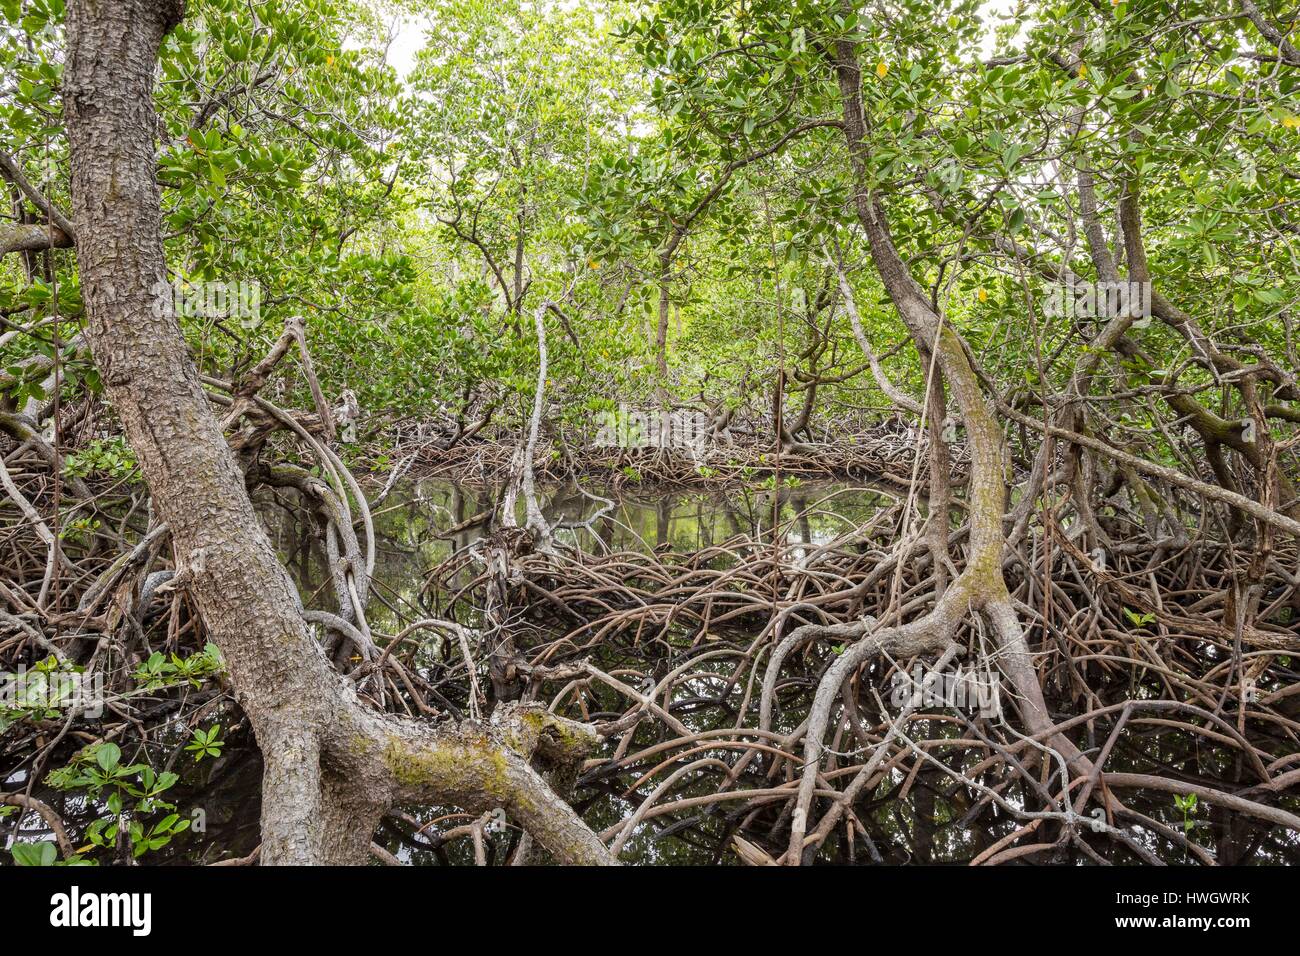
<box><xmin>656</xmin><ymin>254</ymin><xmax>671</xmax><ymax>377</ymax></box>
<box><xmin>63</xmin><ymin>0</ymin><xmax>613</xmax><ymax>866</ymax></box>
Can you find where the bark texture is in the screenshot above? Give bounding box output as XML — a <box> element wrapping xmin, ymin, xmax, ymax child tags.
<box><xmin>63</xmin><ymin>0</ymin><xmax>613</xmax><ymax>866</ymax></box>
<box><xmin>0</xmin><ymin>223</ymin><xmax>72</xmax><ymax>257</ymax></box>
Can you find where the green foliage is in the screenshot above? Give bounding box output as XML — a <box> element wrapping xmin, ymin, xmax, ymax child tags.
<box><xmin>1174</xmin><ymin>792</ymin><xmax>1199</xmax><ymax>834</ymax></box>
<box><xmin>45</xmin><ymin>742</ymin><xmax>191</xmax><ymax>860</ymax></box>
<box><xmin>184</xmin><ymin>724</ymin><xmax>225</xmax><ymax>762</ymax></box>
<box><xmin>1122</xmin><ymin>608</ymin><xmax>1156</xmax><ymax>628</ymax></box>
<box><xmin>132</xmin><ymin>644</ymin><xmax>224</xmax><ymax>691</ymax></box>
<box><xmin>0</xmin><ymin>656</ymin><xmax>87</xmax><ymax>734</ymax></box>
<box><xmin>63</xmin><ymin>437</ymin><xmax>137</xmax><ymax>481</ymax></box>
<box><xmin>0</xmin><ymin>0</ymin><xmax>1296</xmax><ymax>484</ymax></box>
<box><xmin>11</xmin><ymin>841</ymin><xmax>92</xmax><ymax>867</ymax></box>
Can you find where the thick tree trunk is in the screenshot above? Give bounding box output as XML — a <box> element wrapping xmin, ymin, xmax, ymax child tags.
<box><xmin>66</xmin><ymin>0</ymin><xmax>341</xmax><ymax>863</ymax></box>
<box><xmin>63</xmin><ymin>0</ymin><xmax>614</xmax><ymax>866</ymax></box>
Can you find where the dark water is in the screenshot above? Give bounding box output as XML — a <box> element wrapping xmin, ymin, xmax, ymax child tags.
<box><xmin>5</xmin><ymin>480</ymin><xmax>1298</xmax><ymax>865</ymax></box>
<box><xmin>269</xmin><ymin>478</ymin><xmax>900</xmax><ymax>633</ymax></box>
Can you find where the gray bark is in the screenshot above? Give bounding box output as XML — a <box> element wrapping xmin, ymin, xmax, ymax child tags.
<box><xmin>63</xmin><ymin>0</ymin><xmax>613</xmax><ymax>866</ymax></box>
<box><xmin>0</xmin><ymin>222</ymin><xmax>72</xmax><ymax>257</ymax></box>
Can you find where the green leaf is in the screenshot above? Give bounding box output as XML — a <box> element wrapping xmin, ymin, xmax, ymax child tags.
<box><xmin>95</xmin><ymin>743</ymin><xmax>121</xmax><ymax>772</ymax></box>
<box><xmin>12</xmin><ymin>841</ymin><xmax>58</xmax><ymax>866</ymax></box>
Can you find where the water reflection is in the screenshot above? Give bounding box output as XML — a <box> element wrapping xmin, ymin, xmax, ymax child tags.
<box><xmin>265</xmin><ymin>479</ymin><xmax>899</xmax><ymax>633</ymax></box>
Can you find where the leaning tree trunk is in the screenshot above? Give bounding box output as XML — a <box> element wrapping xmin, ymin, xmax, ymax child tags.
<box><xmin>64</xmin><ymin>0</ymin><xmax>335</xmax><ymax>863</ymax></box>
<box><xmin>831</xmin><ymin>35</ymin><xmax>1089</xmax><ymax>771</ymax></box>
<box><xmin>773</xmin><ymin>31</ymin><xmax>1101</xmax><ymax>864</ymax></box>
<box><xmin>63</xmin><ymin>0</ymin><xmax>613</xmax><ymax>866</ymax></box>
